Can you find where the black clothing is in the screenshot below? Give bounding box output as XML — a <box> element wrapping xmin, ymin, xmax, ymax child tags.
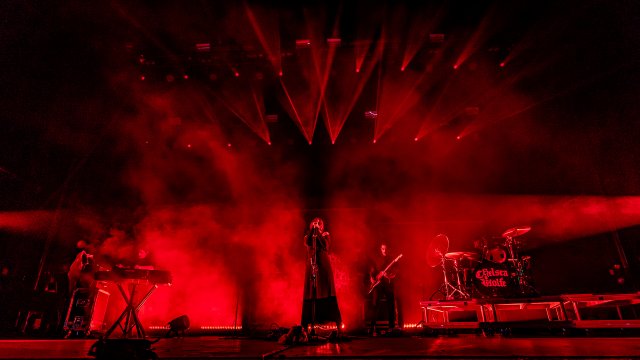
<box><xmin>301</xmin><ymin>228</ymin><xmax>342</xmax><ymax>327</ymax></box>
<box><xmin>368</xmin><ymin>252</ymin><xmax>402</xmax><ymax>331</ymax></box>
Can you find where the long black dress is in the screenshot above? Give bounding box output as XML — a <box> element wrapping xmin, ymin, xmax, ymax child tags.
<box><xmin>301</xmin><ymin>229</ymin><xmax>342</xmax><ymax>328</ymax></box>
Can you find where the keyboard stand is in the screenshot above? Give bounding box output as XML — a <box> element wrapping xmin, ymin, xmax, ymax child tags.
<box><xmin>104</xmin><ymin>282</ymin><xmax>158</xmax><ymax>339</ymax></box>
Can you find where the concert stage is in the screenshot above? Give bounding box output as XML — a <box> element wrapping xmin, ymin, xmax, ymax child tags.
<box><xmin>0</xmin><ymin>335</ymin><xmax>639</xmax><ymax>359</ymax></box>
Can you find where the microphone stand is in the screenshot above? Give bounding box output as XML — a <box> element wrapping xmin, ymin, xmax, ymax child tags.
<box><xmin>309</xmin><ymin>226</ymin><xmax>319</xmax><ymax>341</ymax></box>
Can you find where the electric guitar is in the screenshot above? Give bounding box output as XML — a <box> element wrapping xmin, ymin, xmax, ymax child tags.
<box><xmin>368</xmin><ymin>254</ymin><xmax>403</xmax><ymax>294</ymax></box>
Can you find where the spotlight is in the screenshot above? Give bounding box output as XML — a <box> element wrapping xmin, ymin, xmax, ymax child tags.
<box><xmin>326</xmin><ymin>38</ymin><xmax>341</xmax><ymax>46</ymax></box>
<box><xmin>456</xmin><ymin>135</ymin><xmax>461</xmax><ymax>140</ymax></box>
<box><xmin>364</xmin><ymin>111</ymin><xmax>378</xmax><ymax>120</ymax></box>
<box><xmin>414</xmin><ymin>137</ymin><xmax>419</xmax><ymax>142</ymax></box>
<box><xmin>295</xmin><ymin>39</ymin><xmax>311</xmax><ymax>48</ymax></box>
<box><xmin>265</xmin><ymin>114</ymin><xmax>279</xmax><ymax>123</ymax></box>
<box><xmin>183</xmin><ymin>74</ymin><xmax>189</xmax><ymax>80</ymax></box>
<box><xmin>499</xmin><ymin>62</ymin><xmax>505</xmax><ymax>68</ymax></box>
<box><xmin>195</xmin><ymin>43</ymin><xmax>211</xmax><ymax>52</ymax></box>
<box><xmin>453</xmin><ymin>64</ymin><xmax>459</xmax><ymax>70</ymax></box>
<box><xmin>429</xmin><ymin>33</ymin><xmax>445</xmax><ymax>43</ymax></box>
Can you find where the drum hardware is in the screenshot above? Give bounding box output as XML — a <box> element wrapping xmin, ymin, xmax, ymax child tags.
<box><xmin>444</xmin><ymin>252</ymin><xmax>481</xmax><ymax>299</ymax></box>
<box><xmin>448</xmin><ymin>226</ymin><xmax>539</xmax><ymax>299</ymax></box>
<box><xmin>427</xmin><ymin>234</ymin><xmax>475</xmax><ymax>300</ymax></box>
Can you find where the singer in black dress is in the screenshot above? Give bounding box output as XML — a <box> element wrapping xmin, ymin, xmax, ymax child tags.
<box><xmin>301</xmin><ymin>217</ymin><xmax>342</xmax><ymax>330</ymax></box>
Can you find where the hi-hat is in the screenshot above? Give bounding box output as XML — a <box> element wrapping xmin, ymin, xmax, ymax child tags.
<box><xmin>502</xmin><ymin>226</ymin><xmax>531</xmax><ymax>238</ymax></box>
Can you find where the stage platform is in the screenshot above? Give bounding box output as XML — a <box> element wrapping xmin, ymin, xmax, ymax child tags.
<box><xmin>0</xmin><ymin>335</ymin><xmax>640</xmax><ymax>359</ymax></box>
<box><xmin>420</xmin><ymin>293</ymin><xmax>640</xmax><ymax>333</ymax></box>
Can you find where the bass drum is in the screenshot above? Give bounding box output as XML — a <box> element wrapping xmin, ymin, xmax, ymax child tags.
<box><xmin>472</xmin><ymin>261</ymin><xmax>517</xmax><ymax>298</ymax></box>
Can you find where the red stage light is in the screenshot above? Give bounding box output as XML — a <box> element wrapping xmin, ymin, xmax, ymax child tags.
<box><xmin>187</xmin><ymin>144</ymin><xmax>192</xmax><ymax>148</ymax></box>
<box><xmin>500</xmin><ymin>62</ymin><xmax>505</xmax><ymax>68</ymax></box>
<box><xmin>140</xmin><ymin>75</ymin><xmax>145</xmax><ymax>81</ymax></box>
<box><xmin>278</xmin><ymin>71</ymin><xmax>283</xmax><ymax>77</ymax></box>
<box><xmin>267</xmin><ymin>142</ymin><xmax>272</xmax><ymax>146</ymax></box>
<box><xmin>456</xmin><ymin>135</ymin><xmax>461</xmax><ymax>140</ymax></box>
<box><xmin>400</xmin><ymin>66</ymin><xmax>405</xmax><ymax>72</ymax></box>
<box><xmin>356</xmin><ymin>68</ymin><xmax>361</xmax><ymax>73</ymax></box>
<box><xmin>295</xmin><ymin>39</ymin><xmax>311</xmax><ymax>48</ymax></box>
<box><xmin>453</xmin><ymin>64</ymin><xmax>459</xmax><ymax>70</ymax></box>
<box><xmin>373</xmin><ymin>139</ymin><xmax>377</xmax><ymax>144</ymax></box>
<box><xmin>183</xmin><ymin>74</ymin><xmax>189</xmax><ymax>79</ymax></box>
<box><xmin>227</xmin><ymin>143</ymin><xmax>232</xmax><ymax>148</ymax></box>
<box><xmin>414</xmin><ymin>137</ymin><xmax>418</xmax><ymax>141</ymax></box>
<box><xmin>234</xmin><ymin>72</ymin><xmax>240</xmax><ymax>77</ymax></box>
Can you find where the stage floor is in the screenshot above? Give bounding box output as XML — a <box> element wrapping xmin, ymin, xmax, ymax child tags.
<box><xmin>0</xmin><ymin>335</ymin><xmax>639</xmax><ymax>359</ymax></box>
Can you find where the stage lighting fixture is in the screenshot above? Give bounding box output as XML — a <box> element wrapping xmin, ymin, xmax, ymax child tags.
<box><xmin>327</xmin><ymin>38</ymin><xmax>341</xmax><ymax>45</ymax></box>
<box><xmin>265</xmin><ymin>114</ymin><xmax>279</xmax><ymax>123</ymax></box>
<box><xmin>195</xmin><ymin>43</ymin><xmax>211</xmax><ymax>52</ymax></box>
<box><xmin>429</xmin><ymin>33</ymin><xmax>445</xmax><ymax>43</ymax></box>
<box><xmin>464</xmin><ymin>106</ymin><xmax>479</xmax><ymax>115</ymax></box>
<box><xmin>295</xmin><ymin>39</ymin><xmax>311</xmax><ymax>48</ymax></box>
<box><xmin>364</xmin><ymin>110</ymin><xmax>378</xmax><ymax>119</ymax></box>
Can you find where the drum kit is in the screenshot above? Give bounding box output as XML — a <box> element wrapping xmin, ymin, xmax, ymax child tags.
<box><xmin>428</xmin><ymin>226</ymin><xmax>537</xmax><ymax>300</ymax></box>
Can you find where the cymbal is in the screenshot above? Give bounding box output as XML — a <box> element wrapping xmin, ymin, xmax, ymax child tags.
<box><xmin>444</xmin><ymin>252</ymin><xmax>481</xmax><ymax>261</ymax></box>
<box><xmin>427</xmin><ymin>234</ymin><xmax>449</xmax><ymax>267</ymax></box>
<box><xmin>502</xmin><ymin>226</ymin><xmax>531</xmax><ymax>238</ymax></box>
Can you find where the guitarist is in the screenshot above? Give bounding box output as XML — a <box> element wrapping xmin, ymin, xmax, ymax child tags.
<box><xmin>368</xmin><ymin>243</ymin><xmax>401</xmax><ymax>335</ymax></box>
